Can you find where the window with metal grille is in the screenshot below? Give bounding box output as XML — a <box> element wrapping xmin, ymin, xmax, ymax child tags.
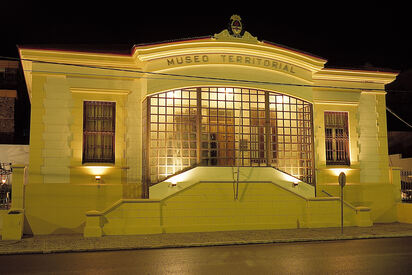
<box><xmin>324</xmin><ymin>111</ymin><xmax>350</xmax><ymax>165</ymax></box>
<box><xmin>83</xmin><ymin>101</ymin><xmax>116</xmax><ymax>163</ymax></box>
<box><xmin>145</xmin><ymin>87</ymin><xmax>314</xmax><ymax>185</ymax></box>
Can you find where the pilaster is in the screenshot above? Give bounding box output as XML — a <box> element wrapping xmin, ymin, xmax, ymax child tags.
<box><xmin>42</xmin><ymin>76</ymin><xmax>72</xmax><ymax>183</ymax></box>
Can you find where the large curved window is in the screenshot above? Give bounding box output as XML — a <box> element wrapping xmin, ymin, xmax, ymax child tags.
<box><xmin>144</xmin><ymin>87</ymin><xmax>314</xmax><ymax>185</ymax></box>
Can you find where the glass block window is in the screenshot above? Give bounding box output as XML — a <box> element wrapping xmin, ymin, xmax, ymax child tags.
<box><xmin>145</xmin><ymin>87</ymin><xmax>314</xmax><ymax>185</ymax></box>
<box><xmin>269</xmin><ymin>94</ymin><xmax>314</xmax><ymax>184</ymax></box>
<box><xmin>200</xmin><ymin>88</ymin><xmax>266</xmax><ymax>167</ymax></box>
<box><xmin>83</xmin><ymin>101</ymin><xmax>115</xmax><ymax>163</ymax></box>
<box><xmin>148</xmin><ymin>89</ymin><xmax>198</xmax><ymax>183</ymax></box>
<box><xmin>324</xmin><ymin>111</ymin><xmax>350</xmax><ymax>165</ymax></box>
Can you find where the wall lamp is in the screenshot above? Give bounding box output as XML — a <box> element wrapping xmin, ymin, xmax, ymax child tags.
<box><xmin>292</xmin><ymin>179</ymin><xmax>299</xmax><ymax>188</ymax></box>
<box><xmin>0</xmin><ymin>163</ymin><xmax>12</xmax><ymax>185</ymax></box>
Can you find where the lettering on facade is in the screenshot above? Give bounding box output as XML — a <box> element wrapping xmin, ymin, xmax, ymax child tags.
<box><xmin>166</xmin><ymin>54</ymin><xmax>296</xmax><ymax>74</ymax></box>
<box><xmin>167</xmin><ymin>55</ymin><xmax>210</xmax><ymax>66</ymax></box>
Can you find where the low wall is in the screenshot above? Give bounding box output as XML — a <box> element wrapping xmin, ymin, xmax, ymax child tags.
<box><xmin>317</xmin><ymin>167</ymin><xmax>401</xmax><ymax>224</ymax></box>
<box><xmin>0</xmin><ymin>145</ymin><xmax>29</xmax><ymax>165</ymax></box>
<box><xmin>24</xmin><ymin>183</ymin><xmax>122</xmax><ymax>235</ymax></box>
<box><xmin>397</xmin><ymin>203</ymin><xmax>412</xmax><ymax>224</ymax></box>
<box><xmin>161</xmin><ymin>181</ymin><xmax>308</xmax><ymax>233</ymax></box>
<box><xmin>85</xmin><ymin>180</ymin><xmax>371</xmax><ymax>237</ymax></box>
<box><xmin>319</xmin><ymin>183</ymin><xmax>400</xmax><ymax>223</ymax></box>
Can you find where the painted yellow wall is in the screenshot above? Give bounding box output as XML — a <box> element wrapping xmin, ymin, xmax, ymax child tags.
<box><xmin>28</xmin><ymin>73</ymin><xmax>46</xmax><ymax>185</ymax></box>
<box><xmin>19</xmin><ymin>49</ymin><xmax>145</xmax><ymax>234</ymax></box>
<box><xmin>161</xmin><ymin>181</ymin><xmax>308</xmax><ymax>232</ymax></box>
<box><xmin>24</xmin><ymin>183</ymin><xmax>122</xmax><ymax>234</ymax></box>
<box><xmin>69</xmin><ymin>90</ymin><xmax>128</xmax><ymax>185</ymax></box>
<box><xmin>85</xmin><ymin>179</ymin><xmax>372</xmax><ymax>237</ymax></box>
<box><xmin>397</xmin><ymin>203</ymin><xmax>412</xmax><ymax>224</ymax></box>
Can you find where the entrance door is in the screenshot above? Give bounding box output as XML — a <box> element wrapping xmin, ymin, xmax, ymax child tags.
<box><xmin>202</xmin><ymin>109</ymin><xmax>235</xmax><ymax>166</ymax></box>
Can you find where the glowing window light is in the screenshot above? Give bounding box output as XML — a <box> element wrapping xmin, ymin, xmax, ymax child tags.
<box><xmin>146</xmin><ymin>87</ymin><xmax>314</xmax><ymax>185</ymax></box>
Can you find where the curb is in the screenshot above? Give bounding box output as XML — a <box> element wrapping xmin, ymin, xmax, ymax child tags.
<box><xmin>1</xmin><ymin>232</ymin><xmax>412</xmax><ymax>255</ymax></box>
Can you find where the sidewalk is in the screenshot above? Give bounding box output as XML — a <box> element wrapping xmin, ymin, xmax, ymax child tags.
<box><xmin>1</xmin><ymin>223</ymin><xmax>412</xmax><ymax>255</ymax></box>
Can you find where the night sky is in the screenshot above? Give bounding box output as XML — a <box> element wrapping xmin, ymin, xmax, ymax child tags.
<box><xmin>2</xmin><ymin>3</ymin><xmax>411</xmax><ymax>130</ymax></box>
<box><xmin>2</xmin><ymin>3</ymin><xmax>410</xmax><ymax>70</ymax></box>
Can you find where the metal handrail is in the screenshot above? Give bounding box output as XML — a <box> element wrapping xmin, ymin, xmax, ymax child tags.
<box><xmin>321</xmin><ymin>189</ymin><xmax>359</xmax><ymax>212</ymax></box>
<box><xmin>321</xmin><ymin>190</ymin><xmax>334</xmax><ymax>197</ymax></box>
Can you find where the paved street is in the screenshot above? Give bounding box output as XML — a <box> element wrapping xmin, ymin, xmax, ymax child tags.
<box><xmin>1</xmin><ymin>237</ymin><xmax>411</xmax><ymax>274</ymax></box>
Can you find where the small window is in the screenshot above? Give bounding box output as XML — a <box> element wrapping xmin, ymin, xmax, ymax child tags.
<box><xmin>83</xmin><ymin>101</ymin><xmax>116</xmax><ymax>163</ymax></box>
<box><xmin>324</xmin><ymin>111</ymin><xmax>350</xmax><ymax>165</ymax></box>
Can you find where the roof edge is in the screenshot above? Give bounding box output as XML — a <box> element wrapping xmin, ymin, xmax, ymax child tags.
<box><xmin>261</xmin><ymin>40</ymin><xmax>327</xmax><ymax>63</ymax></box>
<box><xmin>324</xmin><ymin>66</ymin><xmax>400</xmax><ymax>75</ymax></box>
<box><xmin>17</xmin><ymin>44</ymin><xmax>133</xmax><ymax>57</ymax></box>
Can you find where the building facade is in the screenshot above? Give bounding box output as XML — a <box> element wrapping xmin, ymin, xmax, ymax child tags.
<box><xmin>16</xmin><ymin>17</ymin><xmax>401</xmax><ymax>236</ymax></box>
<box><xmin>0</xmin><ymin>60</ymin><xmax>19</xmax><ymax>144</ymax></box>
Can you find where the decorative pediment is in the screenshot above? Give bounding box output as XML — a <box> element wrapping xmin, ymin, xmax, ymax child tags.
<box><xmin>213</xmin><ymin>15</ymin><xmax>259</xmax><ymax>44</ymax></box>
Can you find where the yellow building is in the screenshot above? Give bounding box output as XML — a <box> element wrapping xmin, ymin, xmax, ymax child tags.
<box><xmin>11</xmin><ymin>16</ymin><xmax>402</xmax><ymax>237</ymax></box>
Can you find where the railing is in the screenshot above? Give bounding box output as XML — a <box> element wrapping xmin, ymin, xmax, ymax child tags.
<box><xmin>401</xmin><ymin>170</ymin><xmax>412</xmax><ymax>203</ymax></box>
<box><xmin>321</xmin><ymin>189</ymin><xmax>360</xmax><ymax>212</ymax></box>
<box><xmin>321</xmin><ymin>189</ymin><xmax>334</xmax><ymax>197</ymax></box>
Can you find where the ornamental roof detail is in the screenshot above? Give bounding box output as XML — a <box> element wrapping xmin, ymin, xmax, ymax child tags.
<box><xmin>213</xmin><ymin>15</ymin><xmax>259</xmax><ymax>44</ymax></box>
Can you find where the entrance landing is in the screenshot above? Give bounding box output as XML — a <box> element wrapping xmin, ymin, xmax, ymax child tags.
<box><xmin>149</xmin><ymin>166</ymin><xmax>315</xmax><ymax>200</ymax></box>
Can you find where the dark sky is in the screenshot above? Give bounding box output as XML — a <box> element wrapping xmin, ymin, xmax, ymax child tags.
<box><xmin>2</xmin><ymin>3</ymin><xmax>411</xmax><ymax>133</ymax></box>
<box><xmin>2</xmin><ymin>3</ymin><xmax>411</xmax><ymax>72</ymax></box>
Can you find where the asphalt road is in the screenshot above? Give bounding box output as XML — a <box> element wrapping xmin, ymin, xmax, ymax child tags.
<box><xmin>1</xmin><ymin>237</ymin><xmax>412</xmax><ymax>274</ymax></box>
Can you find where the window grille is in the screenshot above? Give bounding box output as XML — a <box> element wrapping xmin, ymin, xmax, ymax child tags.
<box><xmin>145</xmin><ymin>87</ymin><xmax>314</xmax><ymax>185</ymax></box>
<box><xmin>83</xmin><ymin>101</ymin><xmax>116</xmax><ymax>163</ymax></box>
<box><xmin>324</xmin><ymin>111</ymin><xmax>350</xmax><ymax>165</ymax></box>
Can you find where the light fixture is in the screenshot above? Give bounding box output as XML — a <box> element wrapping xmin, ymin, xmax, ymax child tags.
<box><xmin>329</xmin><ymin>168</ymin><xmax>351</xmax><ymax>176</ymax></box>
<box><xmin>168</xmin><ymin>180</ymin><xmax>177</xmax><ymax>187</ymax></box>
<box><xmin>95</xmin><ymin>175</ymin><xmax>101</xmax><ymax>184</ymax></box>
<box><xmin>0</xmin><ymin>163</ymin><xmax>12</xmax><ymax>185</ymax></box>
<box><xmin>292</xmin><ymin>179</ymin><xmax>300</xmax><ymax>187</ymax></box>
<box><xmin>86</xmin><ymin>166</ymin><xmax>111</xmax><ymax>176</ymax></box>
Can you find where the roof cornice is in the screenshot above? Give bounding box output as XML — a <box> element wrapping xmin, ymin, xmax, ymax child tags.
<box><xmin>132</xmin><ymin>38</ymin><xmax>327</xmax><ymax>73</ymax></box>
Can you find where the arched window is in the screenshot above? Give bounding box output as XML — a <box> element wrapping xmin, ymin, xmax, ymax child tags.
<box><xmin>143</xmin><ymin>87</ymin><xmax>314</xmax><ymax>185</ymax></box>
